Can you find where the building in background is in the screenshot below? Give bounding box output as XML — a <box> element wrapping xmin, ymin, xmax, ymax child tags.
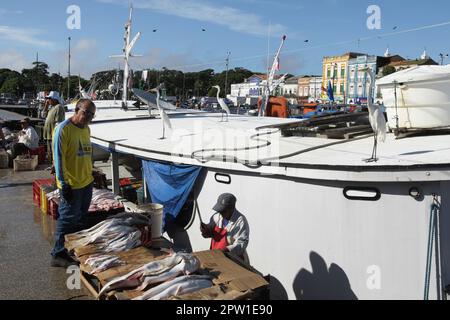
<box><xmin>387</xmin><ymin>50</ymin><xmax>438</xmax><ymax>72</ymax></box>
<box><xmin>346</xmin><ymin>54</ymin><xmax>404</xmax><ymax>104</ymax></box>
<box><xmin>308</xmin><ymin>76</ymin><xmax>322</xmax><ymax>102</ymax></box>
<box><xmin>322</xmin><ymin>52</ymin><xmax>365</xmax><ymax>102</ymax></box>
<box><xmin>297</xmin><ymin>76</ymin><xmax>311</xmax><ymax>103</ymax></box>
<box><xmin>229</xmin><ymin>74</ymin><xmax>285</xmax><ymax>106</ymax></box>
<box><xmin>282</xmin><ymin>76</ymin><xmax>300</xmax><ymax>104</ymax></box>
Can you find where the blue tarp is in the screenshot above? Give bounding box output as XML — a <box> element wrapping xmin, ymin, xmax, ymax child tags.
<box><xmin>141</xmin><ymin>160</ymin><xmax>203</xmax><ymax>229</ymax></box>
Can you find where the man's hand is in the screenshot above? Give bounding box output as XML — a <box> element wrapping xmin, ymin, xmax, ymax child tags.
<box><xmin>61</xmin><ymin>184</ymin><xmax>73</xmax><ymax>203</ymax></box>
<box><xmin>200</xmin><ymin>223</ymin><xmax>212</xmax><ymax>238</ymax></box>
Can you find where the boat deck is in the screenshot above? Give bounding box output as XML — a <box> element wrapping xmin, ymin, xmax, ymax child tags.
<box><xmin>89</xmin><ymin>113</ymin><xmax>450</xmax><ymax>182</ymax></box>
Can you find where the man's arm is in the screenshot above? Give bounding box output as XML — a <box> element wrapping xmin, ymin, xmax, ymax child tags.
<box><xmin>52</xmin><ymin>125</ymin><xmax>68</xmax><ymax>187</ymax></box>
<box><xmin>53</xmin><ymin>125</ymin><xmax>73</xmax><ymax>202</ymax></box>
<box><xmin>200</xmin><ymin>214</ymin><xmax>217</xmax><ymax>238</ymax></box>
<box><xmin>226</xmin><ymin>217</ymin><xmax>250</xmax><ymax>257</ymax></box>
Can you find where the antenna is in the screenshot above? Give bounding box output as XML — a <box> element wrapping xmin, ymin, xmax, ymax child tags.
<box><xmin>259</xmin><ymin>35</ymin><xmax>287</xmax><ymax>117</ymax></box>
<box><xmin>68</xmin><ymin>37</ymin><xmax>71</xmax><ymax>100</ymax></box>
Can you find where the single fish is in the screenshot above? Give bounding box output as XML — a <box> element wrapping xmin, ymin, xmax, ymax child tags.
<box><xmin>85</xmin><ymin>255</ymin><xmax>125</xmax><ymax>274</ymax></box>
<box><xmin>133</xmin><ymin>275</ymin><xmax>213</xmax><ymax>300</ymax></box>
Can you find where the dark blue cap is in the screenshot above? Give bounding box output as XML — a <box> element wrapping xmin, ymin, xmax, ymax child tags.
<box><xmin>212</xmin><ymin>193</ymin><xmax>236</xmax><ymax>213</ymax></box>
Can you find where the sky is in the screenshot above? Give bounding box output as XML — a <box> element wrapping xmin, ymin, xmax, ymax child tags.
<box><xmin>1</xmin><ymin>0</ymin><xmax>450</xmax><ymax>78</ymax></box>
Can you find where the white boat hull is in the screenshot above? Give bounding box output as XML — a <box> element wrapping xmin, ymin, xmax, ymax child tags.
<box><xmin>181</xmin><ymin>168</ymin><xmax>449</xmax><ymax>300</ymax></box>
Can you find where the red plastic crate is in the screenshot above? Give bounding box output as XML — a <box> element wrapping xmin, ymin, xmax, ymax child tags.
<box><xmin>32</xmin><ymin>179</ymin><xmax>55</xmax><ymax>207</ymax></box>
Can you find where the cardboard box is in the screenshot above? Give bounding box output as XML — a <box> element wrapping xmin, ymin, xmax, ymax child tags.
<box><xmin>181</xmin><ymin>250</ymin><xmax>268</xmax><ymax>300</ymax></box>
<box><xmin>13</xmin><ymin>155</ymin><xmax>38</xmax><ymax>171</ymax></box>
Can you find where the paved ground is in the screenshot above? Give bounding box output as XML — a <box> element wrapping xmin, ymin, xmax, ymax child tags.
<box><xmin>0</xmin><ymin>166</ymin><xmax>91</xmax><ymax>300</ymax></box>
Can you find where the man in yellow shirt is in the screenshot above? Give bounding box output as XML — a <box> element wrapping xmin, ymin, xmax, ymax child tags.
<box><xmin>51</xmin><ymin>99</ymin><xmax>96</xmax><ymax>267</ymax></box>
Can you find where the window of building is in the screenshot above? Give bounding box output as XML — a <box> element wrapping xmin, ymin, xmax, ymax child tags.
<box><xmin>341</xmin><ymin>67</ymin><xmax>345</xmax><ymax>78</ymax></box>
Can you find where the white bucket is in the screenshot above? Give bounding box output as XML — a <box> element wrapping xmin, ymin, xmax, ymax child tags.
<box><xmin>135</xmin><ymin>203</ymin><xmax>164</xmax><ymax>239</ymax></box>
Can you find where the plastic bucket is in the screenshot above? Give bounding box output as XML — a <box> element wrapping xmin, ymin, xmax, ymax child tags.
<box><xmin>136</xmin><ymin>203</ymin><xmax>164</xmax><ymax>238</ymax></box>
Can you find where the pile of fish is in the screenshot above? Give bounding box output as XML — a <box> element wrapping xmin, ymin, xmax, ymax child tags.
<box><xmin>46</xmin><ymin>188</ymin><xmax>123</xmax><ymax>212</ymax></box>
<box><xmin>66</xmin><ymin>212</ymin><xmax>151</xmax><ymax>253</ymax></box>
<box><xmin>89</xmin><ymin>189</ymin><xmax>124</xmax><ymax>212</ymax></box>
<box><xmin>85</xmin><ymin>254</ymin><xmax>125</xmax><ymax>274</ymax></box>
<box><xmin>99</xmin><ymin>252</ymin><xmax>213</xmax><ymax>299</ymax></box>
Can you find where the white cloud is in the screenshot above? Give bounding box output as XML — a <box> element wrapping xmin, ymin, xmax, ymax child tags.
<box><xmin>0</xmin><ymin>25</ymin><xmax>54</xmax><ymax>48</ymax></box>
<box><xmin>98</xmin><ymin>0</ymin><xmax>286</xmax><ymax>37</ymax></box>
<box><xmin>0</xmin><ymin>49</ymin><xmax>30</xmax><ymax>72</ymax></box>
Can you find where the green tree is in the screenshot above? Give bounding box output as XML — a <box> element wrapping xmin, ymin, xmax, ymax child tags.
<box><xmin>0</xmin><ymin>69</ymin><xmax>24</xmax><ymax>96</ymax></box>
<box><xmin>0</xmin><ymin>77</ymin><xmax>22</xmax><ymax>95</ymax></box>
<box><xmin>382</xmin><ymin>66</ymin><xmax>396</xmax><ymax>77</ymax></box>
<box><xmin>21</xmin><ymin>61</ymin><xmax>50</xmax><ymax>94</ymax></box>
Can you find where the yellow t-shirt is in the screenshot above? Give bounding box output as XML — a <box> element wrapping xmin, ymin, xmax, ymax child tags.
<box><xmin>53</xmin><ymin>119</ymin><xmax>93</xmax><ymax>189</ymax></box>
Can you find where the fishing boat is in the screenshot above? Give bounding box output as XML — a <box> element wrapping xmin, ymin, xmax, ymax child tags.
<box><xmin>71</xmin><ymin>8</ymin><xmax>450</xmax><ymax>300</ymax></box>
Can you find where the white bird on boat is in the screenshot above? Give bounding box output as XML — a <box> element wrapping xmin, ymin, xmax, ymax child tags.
<box><xmin>212</xmin><ymin>85</ymin><xmax>230</xmax><ymax>122</ymax></box>
<box><xmin>362</xmin><ymin>67</ymin><xmax>386</xmax><ymax>162</ymax></box>
<box><xmin>152</xmin><ymin>85</ymin><xmax>172</xmax><ymax>139</ymax></box>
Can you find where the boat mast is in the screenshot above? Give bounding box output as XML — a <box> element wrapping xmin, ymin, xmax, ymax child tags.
<box><xmin>259</xmin><ymin>35</ymin><xmax>286</xmax><ymax>117</ymax></box>
<box><xmin>110</xmin><ymin>5</ymin><xmax>141</xmax><ymax>109</ymax></box>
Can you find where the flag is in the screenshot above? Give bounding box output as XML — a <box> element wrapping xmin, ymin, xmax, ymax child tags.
<box><xmin>275</xmin><ymin>57</ymin><xmax>280</xmax><ymax>71</ymax></box>
<box><xmin>327</xmin><ymin>80</ymin><xmax>334</xmax><ymax>102</ymax></box>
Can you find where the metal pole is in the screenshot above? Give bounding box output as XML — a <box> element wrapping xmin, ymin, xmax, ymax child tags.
<box><xmin>35</xmin><ymin>52</ymin><xmax>39</xmax><ymax>95</ymax></box>
<box><xmin>225</xmin><ymin>51</ymin><xmax>231</xmax><ymax>97</ymax></box>
<box><xmin>68</xmin><ymin>37</ymin><xmax>71</xmax><ymax>100</ymax></box>
<box><xmin>111</xmin><ymin>152</ymin><xmax>120</xmax><ymax>195</ymax></box>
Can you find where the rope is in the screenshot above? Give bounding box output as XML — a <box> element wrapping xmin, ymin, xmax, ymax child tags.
<box><xmin>424</xmin><ymin>195</ymin><xmax>440</xmax><ymax>300</ymax></box>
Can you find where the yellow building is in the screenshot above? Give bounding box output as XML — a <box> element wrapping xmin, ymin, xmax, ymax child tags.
<box><xmin>322</xmin><ymin>52</ymin><xmax>363</xmax><ymax>102</ymax></box>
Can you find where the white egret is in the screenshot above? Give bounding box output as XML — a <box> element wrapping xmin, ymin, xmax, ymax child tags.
<box><xmin>362</xmin><ymin>67</ymin><xmax>386</xmax><ymax>162</ymax></box>
<box><xmin>150</xmin><ymin>85</ymin><xmax>172</xmax><ymax>139</ymax></box>
<box><xmin>212</xmin><ymin>85</ymin><xmax>230</xmax><ymax>122</ymax></box>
